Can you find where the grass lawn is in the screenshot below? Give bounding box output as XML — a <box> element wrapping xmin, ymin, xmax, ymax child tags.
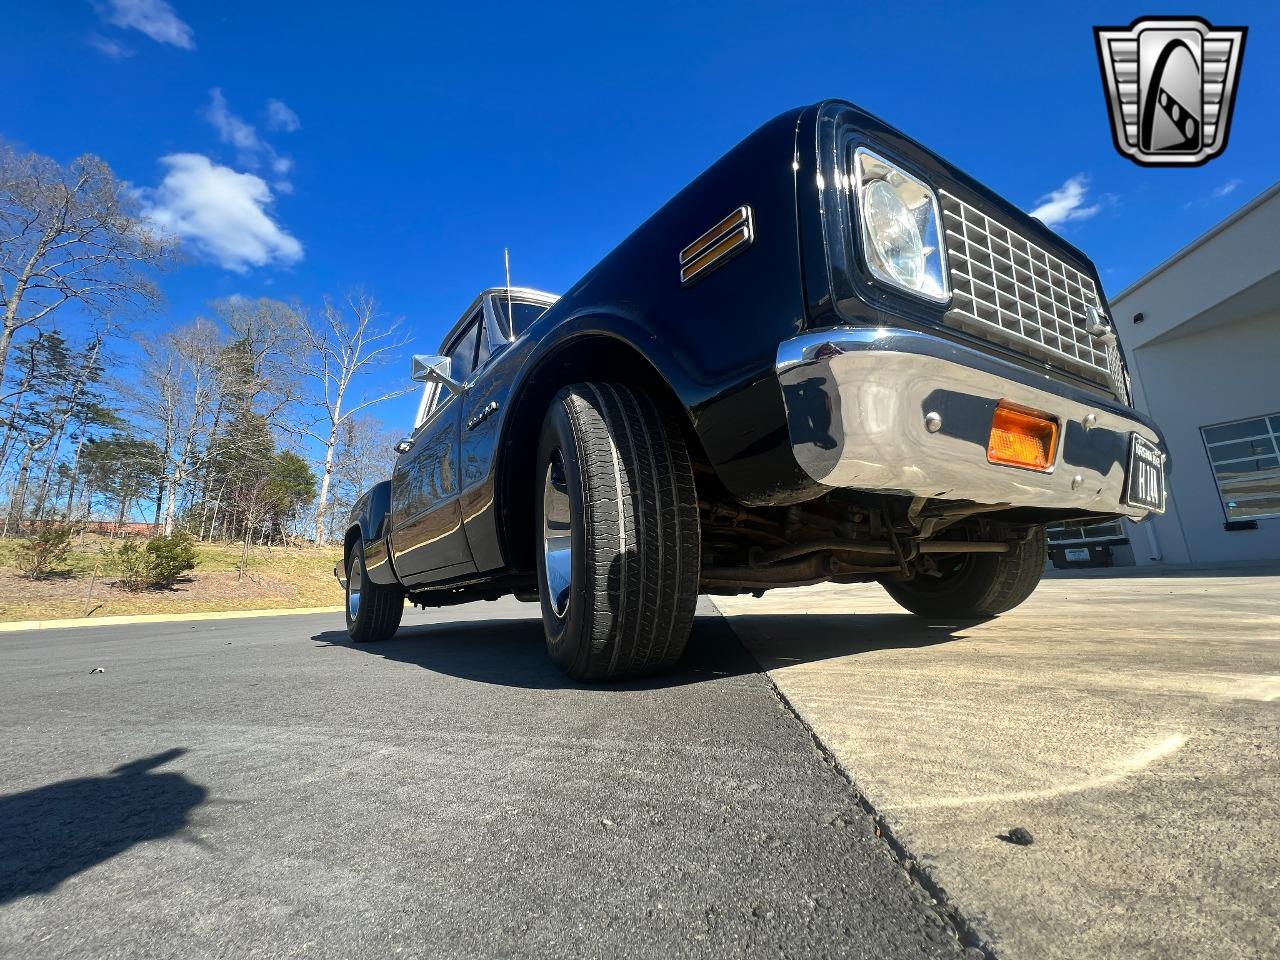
<box><xmin>0</xmin><ymin>536</ymin><xmax>344</xmax><ymax>622</ymax></box>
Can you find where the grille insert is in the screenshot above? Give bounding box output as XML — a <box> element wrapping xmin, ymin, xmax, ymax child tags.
<box><xmin>939</xmin><ymin>191</ymin><xmax>1117</xmax><ymax>392</ymax></box>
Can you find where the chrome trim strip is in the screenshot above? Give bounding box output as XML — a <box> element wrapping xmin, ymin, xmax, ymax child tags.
<box><xmin>679</xmin><ymin>206</ymin><xmax>751</xmax><ymax>264</ymax></box>
<box><xmin>679</xmin><ymin>205</ymin><xmax>754</xmax><ymax>285</ymax></box>
<box><xmin>776</xmin><ymin>327</ymin><xmax>1166</xmax><ymax>519</ymax></box>
<box><xmin>466</xmin><ymin>400</ymin><xmax>500</xmax><ymax>431</ymax></box>
<box><xmin>437</xmin><ymin>286</ymin><xmax>560</xmax><ymax>353</ymax></box>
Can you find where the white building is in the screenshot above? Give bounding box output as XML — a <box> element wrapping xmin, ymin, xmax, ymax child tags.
<box><xmin>1110</xmin><ymin>182</ymin><xmax>1280</xmax><ymax>567</ymax></box>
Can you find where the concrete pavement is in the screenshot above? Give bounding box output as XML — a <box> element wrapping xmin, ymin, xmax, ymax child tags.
<box><xmin>713</xmin><ymin>573</ymin><xmax>1280</xmax><ymax>960</ymax></box>
<box><xmin>0</xmin><ymin>599</ymin><xmax>970</xmax><ymax>960</ymax></box>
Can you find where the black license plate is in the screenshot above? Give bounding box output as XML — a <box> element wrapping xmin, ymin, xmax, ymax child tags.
<box><xmin>1125</xmin><ymin>434</ymin><xmax>1166</xmax><ymax>513</ymax></box>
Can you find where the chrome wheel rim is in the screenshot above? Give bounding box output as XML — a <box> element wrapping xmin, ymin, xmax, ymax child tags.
<box><xmin>542</xmin><ymin>449</ymin><xmax>573</xmax><ymax>620</ymax></box>
<box><xmin>347</xmin><ymin>553</ymin><xmax>363</xmax><ymax>621</ymax></box>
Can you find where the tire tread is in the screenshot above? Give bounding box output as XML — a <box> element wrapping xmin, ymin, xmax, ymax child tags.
<box><xmin>550</xmin><ymin>382</ymin><xmax>699</xmax><ymax>680</ymax></box>
<box><xmin>346</xmin><ymin>543</ymin><xmax>404</xmax><ymax>643</ymax></box>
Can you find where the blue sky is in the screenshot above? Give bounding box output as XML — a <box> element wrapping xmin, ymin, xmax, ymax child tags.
<box><xmin>4</xmin><ymin>1</ymin><xmax>1276</xmax><ymax>431</ymax></box>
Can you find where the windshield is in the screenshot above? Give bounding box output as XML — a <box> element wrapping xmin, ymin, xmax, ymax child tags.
<box><xmin>491</xmin><ymin>297</ymin><xmax>551</xmax><ymax>338</ymax></box>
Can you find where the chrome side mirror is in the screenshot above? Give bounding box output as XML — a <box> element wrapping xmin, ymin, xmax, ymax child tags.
<box><xmin>411</xmin><ymin>354</ymin><xmax>463</xmax><ymax>392</ymax></box>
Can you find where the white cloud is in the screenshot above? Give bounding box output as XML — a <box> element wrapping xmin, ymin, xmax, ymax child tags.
<box><xmin>97</xmin><ymin>0</ymin><xmax>193</xmax><ymax>49</ymax></box>
<box><xmin>140</xmin><ymin>154</ymin><xmax>303</xmax><ymax>272</ymax></box>
<box><xmin>206</xmin><ymin>88</ymin><xmax>263</xmax><ymax>157</ymax></box>
<box><xmin>1028</xmin><ymin>175</ymin><xmax>1102</xmax><ymax>228</ymax></box>
<box><xmin>265</xmin><ymin>99</ymin><xmax>301</xmax><ymax>133</ymax></box>
<box><xmin>88</xmin><ymin>33</ymin><xmax>134</xmax><ymax>58</ymax></box>
<box><xmin>1184</xmin><ymin>178</ymin><xmax>1245</xmax><ymax>209</ymax></box>
<box><xmin>204</xmin><ymin>89</ymin><xmax>295</xmax><ymax>189</ymax></box>
<box><xmin>1212</xmin><ymin>178</ymin><xmax>1242</xmax><ymax>199</ymax></box>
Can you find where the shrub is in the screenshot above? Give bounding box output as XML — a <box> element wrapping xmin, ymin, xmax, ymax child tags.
<box><xmin>111</xmin><ymin>533</ymin><xmax>197</xmax><ymax>591</ymax></box>
<box><xmin>110</xmin><ymin>541</ymin><xmax>153</xmax><ymax>591</ymax></box>
<box><xmin>14</xmin><ymin>523</ymin><xmax>80</xmax><ymax>579</ymax></box>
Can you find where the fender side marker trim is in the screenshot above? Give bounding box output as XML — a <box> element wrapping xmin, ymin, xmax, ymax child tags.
<box><xmin>679</xmin><ymin>205</ymin><xmax>753</xmax><ymax>286</ymax></box>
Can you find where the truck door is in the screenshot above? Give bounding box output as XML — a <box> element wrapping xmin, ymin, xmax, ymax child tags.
<box><xmin>388</xmin><ymin>314</ymin><xmax>481</xmax><ymax>585</ymax></box>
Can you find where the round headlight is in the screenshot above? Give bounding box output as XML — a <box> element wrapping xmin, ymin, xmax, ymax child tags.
<box><xmin>863</xmin><ymin>179</ymin><xmax>924</xmax><ymax>290</ymax></box>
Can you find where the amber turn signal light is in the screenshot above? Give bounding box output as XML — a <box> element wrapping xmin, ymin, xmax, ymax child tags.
<box><xmin>987</xmin><ymin>403</ymin><xmax>1058</xmax><ymax>472</ymax></box>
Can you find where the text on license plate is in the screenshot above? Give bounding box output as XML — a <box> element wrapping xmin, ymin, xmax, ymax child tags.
<box><xmin>1125</xmin><ymin>434</ymin><xmax>1166</xmax><ymax>513</ymax></box>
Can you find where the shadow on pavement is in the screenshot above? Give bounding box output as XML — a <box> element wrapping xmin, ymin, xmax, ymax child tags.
<box><xmin>312</xmin><ymin>613</ymin><xmax>762</xmax><ymax>690</ymax></box>
<box><xmin>710</xmin><ymin>612</ymin><xmax>971</xmax><ymax>670</ymax></box>
<box><xmin>314</xmin><ymin>609</ymin><xmax>971</xmax><ymax>686</ymax></box>
<box><xmin>0</xmin><ymin>749</ymin><xmax>207</xmax><ymax>905</ymax></box>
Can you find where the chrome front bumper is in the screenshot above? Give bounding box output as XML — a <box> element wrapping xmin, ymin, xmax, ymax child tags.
<box><xmin>775</xmin><ymin>327</ymin><xmax>1167</xmax><ymax>520</ymax></box>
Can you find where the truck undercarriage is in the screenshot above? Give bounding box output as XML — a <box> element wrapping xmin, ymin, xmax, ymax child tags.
<box><xmin>400</xmin><ymin>481</ymin><xmax>1081</xmax><ymax>609</ymax></box>
<box><xmin>696</xmin><ymin>488</ymin><xmax>1042</xmax><ymax>594</ymax></box>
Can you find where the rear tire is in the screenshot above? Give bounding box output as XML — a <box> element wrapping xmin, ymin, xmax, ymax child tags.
<box><xmin>534</xmin><ymin>382</ymin><xmax>701</xmax><ymax>681</ymax></box>
<box><xmin>879</xmin><ymin>528</ymin><xmax>1047</xmax><ymax>618</ymax></box>
<box><xmin>345</xmin><ymin>540</ymin><xmax>404</xmax><ymax>643</ymax></box>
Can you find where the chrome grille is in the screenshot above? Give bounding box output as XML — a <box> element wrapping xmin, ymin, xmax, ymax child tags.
<box><xmin>939</xmin><ymin>191</ymin><xmax>1118</xmax><ymax>393</ymax></box>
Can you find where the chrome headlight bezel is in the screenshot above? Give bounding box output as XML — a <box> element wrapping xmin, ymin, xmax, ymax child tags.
<box><xmin>852</xmin><ymin>147</ymin><xmax>950</xmax><ymax>304</ymax></box>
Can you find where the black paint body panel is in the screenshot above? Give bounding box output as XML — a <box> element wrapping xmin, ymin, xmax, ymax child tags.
<box><xmin>346</xmin><ymin>480</ymin><xmax>399</xmax><ymax>586</ymax></box>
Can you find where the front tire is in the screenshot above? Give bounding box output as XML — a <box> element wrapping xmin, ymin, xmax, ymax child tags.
<box><xmin>345</xmin><ymin>540</ymin><xmax>404</xmax><ymax>643</ymax></box>
<box><xmin>879</xmin><ymin>528</ymin><xmax>1047</xmax><ymax>618</ymax></box>
<box><xmin>534</xmin><ymin>383</ymin><xmax>701</xmax><ymax>681</ymax></box>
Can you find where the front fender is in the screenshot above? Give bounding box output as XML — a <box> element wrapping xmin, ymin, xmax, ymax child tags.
<box><xmin>506</xmin><ymin>306</ymin><xmax>821</xmax><ymax>507</ymax></box>
<box><xmin>518</xmin><ymin>310</ymin><xmax>695</xmax><ymax>408</ymax></box>
<box><xmin>345</xmin><ymin>480</ymin><xmax>399</xmax><ymax>586</ymax></box>
<box><xmin>458</xmin><ymin>105</ymin><xmax>828</xmax><ymax>575</ymax></box>
<box><xmin>457</xmin><ymin>312</ymin><xmax>692</xmax><ymax>575</ymax></box>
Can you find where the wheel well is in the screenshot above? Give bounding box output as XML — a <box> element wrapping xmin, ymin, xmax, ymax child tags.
<box><xmin>343</xmin><ymin>525</ymin><xmax>361</xmax><ymax>568</ymax></box>
<box><xmin>498</xmin><ymin>335</ymin><xmax>712</xmax><ymax>572</ymax></box>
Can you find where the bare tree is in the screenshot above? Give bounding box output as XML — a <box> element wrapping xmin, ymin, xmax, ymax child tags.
<box><xmin>211</xmin><ymin>296</ymin><xmax>303</xmax><ymax>420</ymax></box>
<box><xmin>298</xmin><ymin>291</ymin><xmax>410</xmax><ymax>544</ymax></box>
<box><xmin>0</xmin><ymin>141</ymin><xmax>174</xmax><ymax>397</ymax></box>
<box><xmin>194</xmin><ymin>297</ymin><xmax>301</xmax><ymax>539</ymax></box>
<box><xmin>2</xmin><ymin>330</ymin><xmax>106</xmax><ymax>533</ymax></box>
<box><xmin>328</xmin><ymin>414</ymin><xmax>398</xmax><ymax>540</ymax></box>
<box><xmin>125</xmin><ymin>319</ymin><xmax>224</xmax><ymax>534</ymax></box>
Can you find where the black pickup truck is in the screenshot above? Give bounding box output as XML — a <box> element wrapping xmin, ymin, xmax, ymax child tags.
<box><xmin>338</xmin><ymin>99</ymin><xmax>1167</xmax><ymax>681</ymax></box>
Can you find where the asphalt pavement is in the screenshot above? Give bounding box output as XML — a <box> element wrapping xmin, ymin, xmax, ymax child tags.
<box><xmin>0</xmin><ymin>599</ymin><xmax>972</xmax><ymax>960</ymax></box>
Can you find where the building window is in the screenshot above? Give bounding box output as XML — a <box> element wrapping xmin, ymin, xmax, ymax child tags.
<box><xmin>1047</xmin><ymin>519</ymin><xmax>1127</xmax><ymax>545</ymax></box>
<box><xmin>1201</xmin><ymin>413</ymin><xmax>1280</xmax><ymax>521</ymax></box>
